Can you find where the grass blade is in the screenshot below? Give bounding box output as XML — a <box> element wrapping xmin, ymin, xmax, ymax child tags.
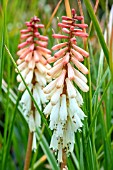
<box><xmin>36</xmin><ymin>128</ymin><xmax>60</xmax><ymax>170</ymax></box>
<box><xmin>84</xmin><ymin>0</ymin><xmax>109</xmax><ymax>66</ymax></box>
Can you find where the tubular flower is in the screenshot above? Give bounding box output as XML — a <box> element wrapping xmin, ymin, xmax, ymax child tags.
<box><xmin>16</xmin><ymin>16</ymin><xmax>51</xmax><ymax>151</ymax></box>
<box><xmin>43</xmin><ymin>9</ymin><xmax>89</xmax><ymax>162</ymax></box>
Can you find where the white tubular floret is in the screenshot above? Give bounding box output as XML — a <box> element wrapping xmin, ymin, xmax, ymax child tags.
<box><xmin>43</xmin><ymin>102</ymin><xmax>53</xmax><ymax>116</ymax></box>
<box><xmin>74</xmin><ymin>75</ymin><xmax>89</xmax><ymax>92</ymax></box>
<box><xmin>51</xmin><ymin>88</ymin><xmax>62</xmax><ymax>105</ymax></box>
<box><xmin>66</xmin><ymin>78</ymin><xmax>76</xmax><ymax>98</ymax></box>
<box><xmin>35</xmin><ymin>110</ymin><xmax>41</xmax><ymax>128</ymax></box>
<box><xmin>28</xmin><ymin>112</ymin><xmax>35</xmax><ymax>132</ymax></box>
<box><xmin>43</xmin><ymin>79</ymin><xmax>57</xmax><ymax>94</ymax></box>
<box><xmin>59</xmin><ymin>94</ymin><xmax>68</xmax><ymax>121</ymax></box>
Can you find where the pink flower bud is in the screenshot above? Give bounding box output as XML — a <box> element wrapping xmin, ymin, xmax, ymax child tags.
<box><xmin>52</xmin><ymin>34</ymin><xmax>69</xmax><ymax>39</ymax></box>
<box><xmin>72</xmin><ymin>9</ymin><xmax>76</xmax><ymax>16</ymax></box>
<box><xmin>73</xmin><ymin>32</ymin><xmax>88</xmax><ymax>38</ymax></box>
<box><xmin>36</xmin><ymin>46</ymin><xmax>51</xmax><ymax>54</ymax></box>
<box><xmin>47</xmin><ymin>57</ymin><xmax>57</xmax><ymax>63</ymax></box>
<box><xmin>35</xmin><ymin>40</ymin><xmax>47</xmax><ymax>48</ymax></box>
<box><xmin>34</xmin><ymin>32</ymin><xmax>40</xmax><ymax>38</ymax></box>
<box><xmin>37</xmin><ymin>24</ymin><xmax>44</xmax><ymax>28</ymax></box>
<box><xmin>73</xmin><ymin>23</ymin><xmax>88</xmax><ymax>28</ymax></box>
<box><xmin>62</xmin><ymin>16</ymin><xmax>72</xmax><ymax>21</ymax></box>
<box><xmin>21</xmin><ymin>28</ymin><xmax>32</xmax><ymax>33</ymax></box>
<box><xmin>67</xmin><ymin>63</ymin><xmax>75</xmax><ymax>80</ymax></box>
<box><xmin>34</xmin><ymin>51</ymin><xmax>40</xmax><ymax>63</ymax></box>
<box><xmin>62</xmin><ymin>28</ymin><xmax>70</xmax><ymax>34</ymax></box>
<box><xmin>58</xmin><ymin>23</ymin><xmax>71</xmax><ymax>28</ymax></box>
<box><xmin>39</xmin><ymin>55</ymin><xmax>47</xmax><ymax>65</ymax></box>
<box><xmin>71</xmin><ymin>49</ymin><xmax>84</xmax><ymax>61</ymax></box>
<box><xmin>56</xmin><ymin>69</ymin><xmax>66</xmax><ymax>88</ymax></box>
<box><xmin>28</xmin><ymin>58</ymin><xmax>35</xmax><ymax>69</ymax></box>
<box><xmin>47</xmin><ymin>62</ymin><xmax>63</xmax><ymax>76</ymax></box>
<box><xmin>26</xmin><ymin>36</ymin><xmax>33</xmax><ymax>43</ymax></box>
<box><xmin>71</xmin><ymin>29</ymin><xmax>83</xmax><ymax>32</ymax></box>
<box><xmin>21</xmin><ymin>33</ymin><xmax>31</xmax><ymax>39</ymax></box>
<box><xmin>31</xmin><ymin>16</ymin><xmax>40</xmax><ymax>22</ymax></box>
<box><xmin>29</xmin><ymin>44</ymin><xmax>34</xmax><ymax>51</ymax></box>
<box><xmin>62</xmin><ymin>20</ymin><xmax>72</xmax><ymax>25</ymax></box>
<box><xmin>52</xmin><ymin>42</ymin><xmax>68</xmax><ymax>51</ymax></box>
<box><xmin>37</xmin><ymin>50</ymin><xmax>51</xmax><ymax>59</ymax></box>
<box><xmin>38</xmin><ymin>35</ymin><xmax>48</xmax><ymax>41</ymax></box>
<box><xmin>74</xmin><ymin>16</ymin><xmax>84</xmax><ymax>20</ymax></box>
<box><xmin>62</xmin><ymin>52</ymin><xmax>70</xmax><ymax>65</ymax></box>
<box><xmin>17</xmin><ymin>47</ymin><xmax>28</xmax><ymax>56</ymax></box>
<box><xmin>20</xmin><ymin>49</ymin><xmax>30</xmax><ymax>59</ymax></box>
<box><xmin>54</xmin><ymin>47</ymin><xmax>68</xmax><ymax>58</ymax></box>
<box><xmin>72</xmin><ymin>44</ymin><xmax>89</xmax><ymax>57</ymax></box>
<box><xmin>18</xmin><ymin>42</ymin><xmax>28</xmax><ymax>49</ymax></box>
<box><xmin>25</xmin><ymin>52</ymin><xmax>33</xmax><ymax>62</ymax></box>
<box><xmin>71</xmin><ymin>57</ymin><xmax>89</xmax><ymax>74</ymax></box>
<box><xmin>26</xmin><ymin>22</ymin><xmax>33</xmax><ymax>27</ymax></box>
<box><xmin>70</xmin><ymin>26</ymin><xmax>74</xmax><ymax>31</ymax></box>
<box><xmin>53</xmin><ymin>58</ymin><xmax>63</xmax><ymax>66</ymax></box>
<box><xmin>70</xmin><ymin>37</ymin><xmax>77</xmax><ymax>44</ymax></box>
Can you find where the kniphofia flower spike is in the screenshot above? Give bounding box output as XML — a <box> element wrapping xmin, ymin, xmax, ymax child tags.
<box><xmin>43</xmin><ymin>9</ymin><xmax>89</xmax><ymax>162</ymax></box>
<box><xmin>16</xmin><ymin>16</ymin><xmax>51</xmax><ymax>151</ymax></box>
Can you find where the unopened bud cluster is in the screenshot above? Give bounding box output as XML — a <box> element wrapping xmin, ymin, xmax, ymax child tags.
<box><xmin>16</xmin><ymin>16</ymin><xmax>51</xmax><ymax>150</ymax></box>
<box><xmin>43</xmin><ymin>9</ymin><xmax>89</xmax><ymax>162</ymax></box>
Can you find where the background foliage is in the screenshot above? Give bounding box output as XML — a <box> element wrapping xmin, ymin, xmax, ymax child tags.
<box><xmin>0</xmin><ymin>0</ymin><xmax>113</xmax><ymax>169</ymax></box>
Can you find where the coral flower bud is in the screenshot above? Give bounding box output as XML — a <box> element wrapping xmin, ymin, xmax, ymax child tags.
<box><xmin>25</xmin><ymin>52</ymin><xmax>33</xmax><ymax>62</ymax></box>
<box><xmin>56</xmin><ymin>69</ymin><xmax>66</xmax><ymax>88</ymax></box>
<box><xmin>21</xmin><ymin>29</ymin><xmax>32</xmax><ymax>34</ymax></box>
<box><xmin>72</xmin><ymin>44</ymin><xmax>89</xmax><ymax>57</ymax></box>
<box><xmin>74</xmin><ymin>23</ymin><xmax>88</xmax><ymax>28</ymax></box>
<box><xmin>74</xmin><ymin>16</ymin><xmax>84</xmax><ymax>20</ymax></box>
<box><xmin>18</xmin><ymin>42</ymin><xmax>28</xmax><ymax>49</ymax></box>
<box><xmin>62</xmin><ymin>16</ymin><xmax>72</xmax><ymax>21</ymax></box>
<box><xmin>36</xmin><ymin>46</ymin><xmax>51</xmax><ymax>54</ymax></box>
<box><xmin>20</xmin><ymin>49</ymin><xmax>30</xmax><ymax>59</ymax></box>
<box><xmin>38</xmin><ymin>35</ymin><xmax>48</xmax><ymax>41</ymax></box>
<box><xmin>35</xmin><ymin>40</ymin><xmax>47</xmax><ymax>47</ymax></box>
<box><xmin>21</xmin><ymin>33</ymin><xmax>31</xmax><ymax>39</ymax></box>
<box><xmin>52</xmin><ymin>42</ymin><xmax>68</xmax><ymax>51</ymax></box>
<box><xmin>47</xmin><ymin>62</ymin><xmax>63</xmax><ymax>76</ymax></box>
<box><xmin>67</xmin><ymin>63</ymin><xmax>75</xmax><ymax>80</ymax></box>
<box><xmin>62</xmin><ymin>28</ymin><xmax>70</xmax><ymax>34</ymax></box>
<box><xmin>34</xmin><ymin>51</ymin><xmax>40</xmax><ymax>62</ymax></box>
<box><xmin>47</xmin><ymin>57</ymin><xmax>57</xmax><ymax>63</ymax></box>
<box><xmin>54</xmin><ymin>47</ymin><xmax>68</xmax><ymax>58</ymax></box>
<box><xmin>62</xmin><ymin>52</ymin><xmax>70</xmax><ymax>65</ymax></box>
<box><xmin>73</xmin><ymin>32</ymin><xmax>89</xmax><ymax>38</ymax></box>
<box><xmin>58</xmin><ymin>23</ymin><xmax>71</xmax><ymax>28</ymax></box>
<box><xmin>72</xmin><ymin>8</ymin><xmax>76</xmax><ymax>16</ymax></box>
<box><xmin>52</xmin><ymin>34</ymin><xmax>69</xmax><ymax>39</ymax></box>
<box><xmin>71</xmin><ymin>49</ymin><xmax>84</xmax><ymax>61</ymax></box>
<box><xmin>71</xmin><ymin>57</ymin><xmax>89</xmax><ymax>74</ymax></box>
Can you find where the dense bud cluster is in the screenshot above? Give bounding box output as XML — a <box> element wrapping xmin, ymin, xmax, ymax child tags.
<box><xmin>43</xmin><ymin>9</ymin><xmax>89</xmax><ymax>162</ymax></box>
<box><xmin>16</xmin><ymin>16</ymin><xmax>51</xmax><ymax>150</ymax></box>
